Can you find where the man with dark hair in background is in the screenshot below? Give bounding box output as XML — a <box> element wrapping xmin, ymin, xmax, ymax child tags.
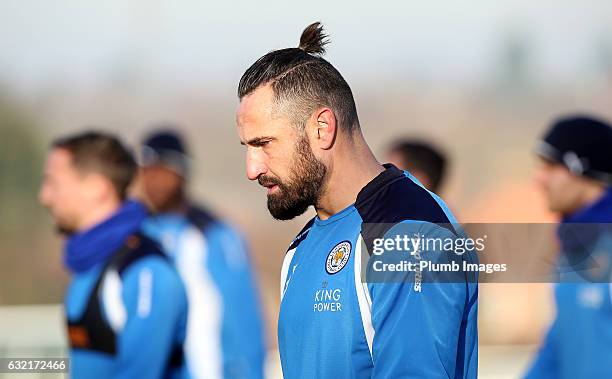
<box><xmin>39</xmin><ymin>131</ymin><xmax>189</xmax><ymax>379</ymax></box>
<box><xmin>236</xmin><ymin>22</ymin><xmax>478</xmax><ymax>378</ymax></box>
<box><xmin>387</xmin><ymin>139</ymin><xmax>448</xmax><ymax>193</ymax></box>
<box><xmin>137</xmin><ymin>129</ymin><xmax>266</xmax><ymax>379</ymax></box>
<box><xmin>526</xmin><ymin>115</ymin><xmax>612</xmax><ymax>379</ymax></box>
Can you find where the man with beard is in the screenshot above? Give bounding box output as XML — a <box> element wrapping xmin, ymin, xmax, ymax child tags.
<box><xmin>137</xmin><ymin>129</ymin><xmax>266</xmax><ymax>379</ymax></box>
<box><xmin>39</xmin><ymin>131</ymin><xmax>189</xmax><ymax>379</ymax></box>
<box><xmin>236</xmin><ymin>22</ymin><xmax>478</xmax><ymax>378</ymax></box>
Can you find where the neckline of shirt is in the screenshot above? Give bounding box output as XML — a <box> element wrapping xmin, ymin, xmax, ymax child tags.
<box><xmin>314</xmin><ymin>203</ymin><xmax>357</xmax><ymax>226</ymax></box>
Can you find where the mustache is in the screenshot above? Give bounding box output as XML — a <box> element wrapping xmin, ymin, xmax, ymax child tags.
<box><xmin>258</xmin><ymin>175</ymin><xmax>283</xmax><ymax>188</ymax></box>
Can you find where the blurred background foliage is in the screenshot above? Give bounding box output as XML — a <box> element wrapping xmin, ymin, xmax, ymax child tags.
<box><xmin>0</xmin><ymin>91</ymin><xmax>64</xmax><ymax>304</ymax></box>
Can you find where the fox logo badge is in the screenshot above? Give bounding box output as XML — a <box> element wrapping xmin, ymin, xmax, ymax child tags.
<box><xmin>326</xmin><ymin>241</ymin><xmax>351</xmax><ymax>275</ymax></box>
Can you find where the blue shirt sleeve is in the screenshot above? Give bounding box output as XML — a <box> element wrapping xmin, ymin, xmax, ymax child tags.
<box><xmin>105</xmin><ymin>256</ymin><xmax>188</xmax><ymax>379</ymax></box>
<box><xmin>366</xmin><ymin>221</ymin><xmax>478</xmax><ymax>378</ymax></box>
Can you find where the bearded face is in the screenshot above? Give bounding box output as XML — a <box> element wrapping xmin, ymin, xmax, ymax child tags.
<box><xmin>259</xmin><ymin>135</ymin><xmax>327</xmax><ymax>220</ymax></box>
<box><xmin>237</xmin><ymin>84</ymin><xmax>332</xmax><ymax>220</ymax></box>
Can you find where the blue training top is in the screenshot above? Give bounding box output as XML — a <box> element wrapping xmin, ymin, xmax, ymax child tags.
<box><xmin>143</xmin><ymin>204</ymin><xmax>266</xmax><ymax>379</ymax></box>
<box><xmin>278</xmin><ymin>164</ymin><xmax>478</xmax><ymax>379</ymax></box>
<box><xmin>525</xmin><ymin>188</ymin><xmax>612</xmax><ymax>379</ymax></box>
<box><xmin>64</xmin><ymin>201</ymin><xmax>189</xmax><ymax>379</ymax></box>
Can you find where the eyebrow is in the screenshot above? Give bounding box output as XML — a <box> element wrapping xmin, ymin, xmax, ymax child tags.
<box><xmin>240</xmin><ymin>136</ymin><xmax>276</xmax><ymax>146</ymax></box>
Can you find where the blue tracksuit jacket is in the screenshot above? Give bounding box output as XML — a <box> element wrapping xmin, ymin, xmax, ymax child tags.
<box><xmin>64</xmin><ymin>200</ymin><xmax>189</xmax><ymax>379</ymax></box>
<box><xmin>142</xmin><ymin>205</ymin><xmax>266</xmax><ymax>379</ymax></box>
<box><xmin>278</xmin><ymin>164</ymin><xmax>478</xmax><ymax>378</ymax></box>
<box><xmin>525</xmin><ymin>188</ymin><xmax>612</xmax><ymax>379</ymax></box>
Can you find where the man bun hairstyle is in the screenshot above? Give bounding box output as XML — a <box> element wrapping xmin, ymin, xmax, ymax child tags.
<box><xmin>298</xmin><ymin>22</ymin><xmax>329</xmax><ymax>55</ymax></box>
<box><xmin>52</xmin><ymin>131</ymin><xmax>137</xmax><ymax>201</ymax></box>
<box><xmin>238</xmin><ymin>22</ymin><xmax>359</xmax><ymax>132</ymax></box>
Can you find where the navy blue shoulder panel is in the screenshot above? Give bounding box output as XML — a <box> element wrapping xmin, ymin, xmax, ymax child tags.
<box><xmin>186</xmin><ymin>204</ymin><xmax>218</xmax><ymax>232</ymax></box>
<box><xmin>355</xmin><ymin>164</ymin><xmax>455</xmax><ymax>255</ymax></box>
<box><xmin>287</xmin><ymin>217</ymin><xmax>315</xmax><ymax>252</ymax></box>
<box><xmin>112</xmin><ymin>233</ymin><xmax>166</xmax><ymax>275</ymax></box>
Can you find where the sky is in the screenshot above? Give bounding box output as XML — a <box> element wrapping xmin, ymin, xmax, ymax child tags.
<box><xmin>2</xmin><ymin>0</ymin><xmax>612</xmax><ymax>94</ymax></box>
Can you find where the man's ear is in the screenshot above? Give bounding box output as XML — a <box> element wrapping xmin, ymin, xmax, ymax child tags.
<box><xmin>312</xmin><ymin>108</ymin><xmax>337</xmax><ymax>150</ymax></box>
<box><xmin>83</xmin><ymin>173</ymin><xmax>115</xmax><ymax>203</ymax></box>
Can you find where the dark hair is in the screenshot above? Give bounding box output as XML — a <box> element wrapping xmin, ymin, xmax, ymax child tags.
<box><xmin>52</xmin><ymin>131</ymin><xmax>136</xmax><ymax>200</ymax></box>
<box><xmin>390</xmin><ymin>140</ymin><xmax>448</xmax><ymax>192</ymax></box>
<box><xmin>238</xmin><ymin>22</ymin><xmax>359</xmax><ymax>131</ymax></box>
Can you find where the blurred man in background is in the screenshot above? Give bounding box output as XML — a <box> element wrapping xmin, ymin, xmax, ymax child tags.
<box><xmin>236</xmin><ymin>22</ymin><xmax>477</xmax><ymax>378</ymax></box>
<box><xmin>526</xmin><ymin>115</ymin><xmax>612</xmax><ymax>378</ymax></box>
<box><xmin>138</xmin><ymin>129</ymin><xmax>266</xmax><ymax>379</ymax></box>
<box><xmin>386</xmin><ymin>139</ymin><xmax>448</xmax><ymax>194</ymax></box>
<box><xmin>39</xmin><ymin>131</ymin><xmax>189</xmax><ymax>379</ymax></box>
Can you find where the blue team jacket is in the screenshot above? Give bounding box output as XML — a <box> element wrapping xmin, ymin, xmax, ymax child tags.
<box><xmin>525</xmin><ymin>188</ymin><xmax>612</xmax><ymax>379</ymax></box>
<box><xmin>64</xmin><ymin>200</ymin><xmax>189</xmax><ymax>379</ymax></box>
<box><xmin>142</xmin><ymin>205</ymin><xmax>266</xmax><ymax>379</ymax></box>
<box><xmin>279</xmin><ymin>164</ymin><xmax>479</xmax><ymax>378</ymax></box>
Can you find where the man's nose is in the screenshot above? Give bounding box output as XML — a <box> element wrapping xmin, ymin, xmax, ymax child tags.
<box><xmin>246</xmin><ymin>150</ymin><xmax>268</xmax><ymax>181</ymax></box>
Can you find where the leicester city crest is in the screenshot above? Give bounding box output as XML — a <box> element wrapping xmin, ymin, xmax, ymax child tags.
<box><xmin>326</xmin><ymin>241</ymin><xmax>352</xmax><ymax>275</ymax></box>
